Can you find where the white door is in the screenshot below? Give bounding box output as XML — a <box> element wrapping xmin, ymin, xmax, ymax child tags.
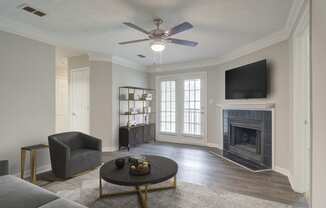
<box><xmin>182</xmin><ymin>75</ymin><xmax>206</xmax><ymax>137</ymax></box>
<box><xmin>157</xmin><ymin>72</ymin><xmax>207</xmax><ymax>145</ymax></box>
<box><xmin>70</xmin><ymin>68</ymin><xmax>90</xmax><ymax>134</ymax></box>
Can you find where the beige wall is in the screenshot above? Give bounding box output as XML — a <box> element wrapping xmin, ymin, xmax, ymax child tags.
<box><xmin>68</xmin><ymin>56</ymin><xmax>149</xmax><ymax>151</ymax></box>
<box><xmin>68</xmin><ymin>54</ymin><xmax>90</xmax><ymax>69</ymax></box>
<box><xmin>68</xmin><ymin>56</ymin><xmax>113</xmax><ymax>148</ymax></box>
<box><xmin>90</xmin><ymin>61</ymin><xmax>113</xmax><ymax>149</ymax></box>
<box><xmin>0</xmin><ymin>31</ymin><xmax>55</xmax><ymax>174</ymax></box>
<box><xmin>311</xmin><ymin>0</ymin><xmax>326</xmax><ymax>207</ymax></box>
<box><xmin>150</xmin><ymin>40</ymin><xmax>291</xmax><ymax>171</ymax></box>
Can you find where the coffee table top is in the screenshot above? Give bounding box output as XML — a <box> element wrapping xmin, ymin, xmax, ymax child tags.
<box><xmin>100</xmin><ymin>155</ymin><xmax>178</xmax><ymax>186</ymax></box>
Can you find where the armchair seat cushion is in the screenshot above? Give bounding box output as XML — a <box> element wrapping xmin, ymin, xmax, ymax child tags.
<box><xmin>69</xmin><ymin>149</ymin><xmax>101</xmax><ymax>176</ymax></box>
<box><xmin>70</xmin><ymin>149</ymin><xmax>100</xmax><ymax>160</ymax></box>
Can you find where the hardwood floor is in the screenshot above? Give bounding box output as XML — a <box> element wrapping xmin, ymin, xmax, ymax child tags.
<box><xmin>103</xmin><ymin>142</ymin><xmax>306</xmax><ymax>207</ymax></box>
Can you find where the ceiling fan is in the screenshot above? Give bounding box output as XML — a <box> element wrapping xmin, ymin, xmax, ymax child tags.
<box><xmin>119</xmin><ymin>18</ymin><xmax>198</xmax><ymax>52</ymax></box>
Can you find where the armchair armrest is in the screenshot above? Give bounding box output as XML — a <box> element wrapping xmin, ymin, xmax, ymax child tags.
<box><xmin>48</xmin><ymin>137</ymin><xmax>71</xmax><ymax>158</ymax></box>
<box><xmin>48</xmin><ymin>136</ymin><xmax>71</xmax><ymax>178</ymax></box>
<box><xmin>81</xmin><ymin>134</ymin><xmax>102</xmax><ymax>151</ymax></box>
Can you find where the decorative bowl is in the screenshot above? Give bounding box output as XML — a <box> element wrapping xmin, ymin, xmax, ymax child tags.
<box><xmin>115</xmin><ymin>158</ymin><xmax>125</xmax><ymax>169</ymax></box>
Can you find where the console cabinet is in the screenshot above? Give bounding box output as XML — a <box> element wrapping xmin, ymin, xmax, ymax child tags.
<box><xmin>119</xmin><ymin>124</ymin><xmax>155</xmax><ymax>150</ymax></box>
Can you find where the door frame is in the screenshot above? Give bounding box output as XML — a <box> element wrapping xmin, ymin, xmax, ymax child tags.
<box><xmin>292</xmin><ymin>3</ymin><xmax>311</xmax><ymax>196</ymax></box>
<box><xmin>155</xmin><ymin>72</ymin><xmax>207</xmax><ymax>146</ymax></box>
<box><xmin>69</xmin><ymin>67</ymin><xmax>90</xmax><ymax>133</ymax></box>
<box><xmin>55</xmin><ymin>75</ymin><xmax>69</xmax><ymax>133</ymax></box>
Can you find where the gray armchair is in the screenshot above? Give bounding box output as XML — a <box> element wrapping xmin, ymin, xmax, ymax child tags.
<box><xmin>48</xmin><ymin>132</ymin><xmax>102</xmax><ymax>179</ymax></box>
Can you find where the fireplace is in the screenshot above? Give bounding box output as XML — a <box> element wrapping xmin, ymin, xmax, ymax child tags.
<box><xmin>223</xmin><ymin>110</ymin><xmax>272</xmax><ymax>170</ymax></box>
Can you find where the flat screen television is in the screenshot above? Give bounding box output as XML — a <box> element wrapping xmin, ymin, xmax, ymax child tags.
<box><xmin>225</xmin><ymin>60</ymin><xmax>267</xmax><ymax>99</ymax></box>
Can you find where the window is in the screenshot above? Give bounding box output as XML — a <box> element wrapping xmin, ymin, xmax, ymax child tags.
<box><xmin>157</xmin><ymin>73</ymin><xmax>206</xmax><ymax>140</ymax></box>
<box><xmin>183</xmin><ymin>79</ymin><xmax>201</xmax><ymax>136</ymax></box>
<box><xmin>160</xmin><ymin>80</ymin><xmax>176</xmax><ymax>133</ymax></box>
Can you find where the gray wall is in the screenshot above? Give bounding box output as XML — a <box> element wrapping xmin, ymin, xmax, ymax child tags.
<box><xmin>312</xmin><ymin>0</ymin><xmax>326</xmax><ymax>207</ymax></box>
<box><xmin>0</xmin><ymin>31</ymin><xmax>55</xmax><ymax>174</ymax></box>
<box><xmin>150</xmin><ymin>40</ymin><xmax>291</xmax><ymax>171</ymax></box>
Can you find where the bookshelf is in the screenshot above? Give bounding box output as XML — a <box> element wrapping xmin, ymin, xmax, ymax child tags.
<box><xmin>119</xmin><ymin>86</ymin><xmax>156</xmax><ymax>150</ymax></box>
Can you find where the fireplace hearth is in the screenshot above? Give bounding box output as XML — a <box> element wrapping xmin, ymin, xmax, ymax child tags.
<box><xmin>223</xmin><ymin>110</ymin><xmax>272</xmax><ymax>171</ymax></box>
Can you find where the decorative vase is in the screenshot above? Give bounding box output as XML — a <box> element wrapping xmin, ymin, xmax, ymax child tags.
<box><xmin>115</xmin><ymin>158</ymin><xmax>125</xmax><ymax>169</ymax></box>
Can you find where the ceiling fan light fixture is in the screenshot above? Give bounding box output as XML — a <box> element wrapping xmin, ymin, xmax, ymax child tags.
<box><xmin>150</xmin><ymin>41</ymin><xmax>165</xmax><ymax>52</ymax></box>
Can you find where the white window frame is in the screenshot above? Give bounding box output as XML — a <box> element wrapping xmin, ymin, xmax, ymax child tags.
<box><xmin>155</xmin><ymin>72</ymin><xmax>207</xmax><ymax>146</ymax></box>
<box><xmin>183</xmin><ymin>78</ymin><xmax>202</xmax><ymax>137</ymax></box>
<box><xmin>159</xmin><ymin>80</ymin><xmax>177</xmax><ymax>135</ymax></box>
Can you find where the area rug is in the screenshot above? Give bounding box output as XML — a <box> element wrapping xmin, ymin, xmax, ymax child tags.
<box><xmin>43</xmin><ymin>169</ymin><xmax>294</xmax><ymax>208</ymax></box>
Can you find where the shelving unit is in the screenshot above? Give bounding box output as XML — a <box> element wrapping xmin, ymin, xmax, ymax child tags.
<box><xmin>119</xmin><ymin>86</ymin><xmax>156</xmax><ymax>150</ymax></box>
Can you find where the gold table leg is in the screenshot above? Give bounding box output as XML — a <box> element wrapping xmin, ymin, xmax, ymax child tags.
<box><xmin>31</xmin><ymin>150</ymin><xmax>37</xmax><ymax>183</ymax></box>
<box><xmin>136</xmin><ymin>186</ymin><xmax>148</xmax><ymax>208</ymax></box>
<box><xmin>99</xmin><ymin>176</ymin><xmax>103</xmax><ymax>197</ymax></box>
<box><xmin>99</xmin><ymin>175</ymin><xmax>177</xmax><ymax>208</ymax></box>
<box><xmin>144</xmin><ymin>185</ymin><xmax>148</xmax><ymax>201</ymax></box>
<box><xmin>20</xmin><ymin>150</ymin><xmax>26</xmax><ymax>179</ymax></box>
<box><xmin>173</xmin><ymin>175</ymin><xmax>176</xmax><ymax>188</ymax></box>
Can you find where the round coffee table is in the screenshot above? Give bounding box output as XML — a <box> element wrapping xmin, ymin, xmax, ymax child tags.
<box><xmin>99</xmin><ymin>155</ymin><xmax>178</xmax><ymax>208</ymax></box>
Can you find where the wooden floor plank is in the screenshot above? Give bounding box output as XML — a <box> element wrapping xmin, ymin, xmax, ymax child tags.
<box><xmin>102</xmin><ymin>142</ymin><xmax>306</xmax><ymax>206</ymax></box>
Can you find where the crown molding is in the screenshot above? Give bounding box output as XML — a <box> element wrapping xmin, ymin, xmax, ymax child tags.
<box><xmin>293</xmin><ymin>0</ymin><xmax>310</xmax><ymax>36</ymax></box>
<box><xmin>0</xmin><ymin>0</ymin><xmax>306</xmax><ymax>74</ymax></box>
<box><xmin>88</xmin><ymin>52</ymin><xmax>113</xmax><ymax>62</ymax></box>
<box><xmin>148</xmin><ymin>29</ymin><xmax>289</xmax><ymax>73</ymax></box>
<box><xmin>148</xmin><ymin>0</ymin><xmax>307</xmax><ymax>73</ymax></box>
<box><xmin>0</xmin><ymin>16</ymin><xmax>59</xmax><ymax>46</ymax></box>
<box><xmin>284</xmin><ymin>0</ymin><xmax>306</xmax><ymax>36</ymax></box>
<box><xmin>88</xmin><ymin>52</ymin><xmax>148</xmax><ymax>72</ymax></box>
<box><xmin>112</xmin><ymin>56</ymin><xmax>148</xmax><ymax>72</ymax></box>
<box><xmin>0</xmin><ymin>16</ymin><xmax>147</xmax><ymax>72</ymax></box>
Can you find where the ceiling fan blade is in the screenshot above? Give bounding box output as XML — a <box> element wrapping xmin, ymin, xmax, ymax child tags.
<box><xmin>167</xmin><ymin>22</ymin><xmax>193</xmax><ymax>36</ymax></box>
<box><xmin>167</xmin><ymin>38</ymin><xmax>198</xmax><ymax>47</ymax></box>
<box><xmin>118</xmin><ymin>38</ymin><xmax>150</xmax><ymax>45</ymax></box>
<box><xmin>123</xmin><ymin>22</ymin><xmax>149</xmax><ymax>34</ymax></box>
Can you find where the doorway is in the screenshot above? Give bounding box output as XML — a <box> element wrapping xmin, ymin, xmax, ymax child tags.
<box><xmin>156</xmin><ymin>72</ymin><xmax>207</xmax><ymax>145</ymax></box>
<box><xmin>70</xmin><ymin>67</ymin><xmax>90</xmax><ymax>134</ymax></box>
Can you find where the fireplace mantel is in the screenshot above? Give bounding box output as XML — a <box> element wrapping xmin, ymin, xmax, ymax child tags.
<box><xmin>217</xmin><ymin>103</ymin><xmax>275</xmax><ymax>111</ymax></box>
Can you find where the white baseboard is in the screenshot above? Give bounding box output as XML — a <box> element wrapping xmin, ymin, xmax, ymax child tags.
<box><xmin>288</xmin><ymin>174</ymin><xmax>295</xmax><ymax>191</ymax></box>
<box><xmin>14</xmin><ymin>164</ymin><xmax>51</xmax><ymax>178</ymax></box>
<box><xmin>157</xmin><ymin>137</ymin><xmax>207</xmax><ymax>147</ymax></box>
<box><xmin>207</xmin><ymin>143</ymin><xmax>219</xmax><ymax>148</ymax></box>
<box><xmin>274</xmin><ymin>166</ymin><xmax>297</xmax><ymax>192</ymax></box>
<box><xmin>102</xmin><ymin>146</ymin><xmax>119</xmax><ymax>152</ymax></box>
<box><xmin>274</xmin><ymin>166</ymin><xmax>290</xmax><ymax>177</ymax></box>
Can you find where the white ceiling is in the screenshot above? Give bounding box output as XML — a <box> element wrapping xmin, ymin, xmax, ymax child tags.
<box><xmin>0</xmin><ymin>0</ymin><xmax>294</xmax><ymax>66</ymax></box>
